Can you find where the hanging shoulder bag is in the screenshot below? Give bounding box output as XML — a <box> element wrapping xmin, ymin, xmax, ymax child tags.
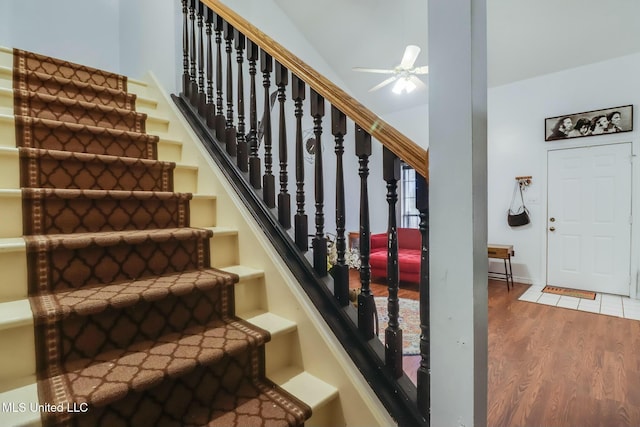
<box><xmin>507</xmin><ymin>182</ymin><xmax>530</xmax><ymax>227</ymax></box>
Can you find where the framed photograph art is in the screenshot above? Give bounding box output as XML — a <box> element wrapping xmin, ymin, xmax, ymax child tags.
<box><xmin>545</xmin><ymin>104</ymin><xmax>633</xmax><ymax>141</ymax></box>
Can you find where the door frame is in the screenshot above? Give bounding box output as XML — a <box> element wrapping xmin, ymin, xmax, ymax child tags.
<box><xmin>543</xmin><ymin>138</ymin><xmax>637</xmax><ymax>298</ymax></box>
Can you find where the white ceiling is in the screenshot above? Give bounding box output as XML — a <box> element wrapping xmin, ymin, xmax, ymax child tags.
<box><xmin>273</xmin><ymin>0</ymin><xmax>640</xmax><ymax>116</ymax></box>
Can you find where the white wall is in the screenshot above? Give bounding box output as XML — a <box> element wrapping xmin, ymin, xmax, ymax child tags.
<box><xmin>0</xmin><ymin>2</ymin><xmax>11</xmax><ymax>48</ymax></box>
<box><xmin>0</xmin><ymin>0</ymin><xmax>178</xmax><ymax>93</ymax></box>
<box><xmin>220</xmin><ymin>0</ymin><xmax>351</xmax><ymax>93</ymax></box>
<box><xmin>119</xmin><ymin>0</ymin><xmax>179</xmax><ymax>93</ymax></box>
<box><xmin>4</xmin><ymin>0</ymin><xmax>120</xmax><ymax>72</ymax></box>
<box><xmin>488</xmin><ymin>53</ymin><xmax>640</xmax><ymax>292</ymax></box>
<box><xmin>383</xmin><ymin>103</ymin><xmax>429</xmax><ymax>150</ymax></box>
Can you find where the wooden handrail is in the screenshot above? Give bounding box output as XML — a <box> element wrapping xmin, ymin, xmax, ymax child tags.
<box><xmin>201</xmin><ymin>0</ymin><xmax>429</xmax><ymax>179</ymax></box>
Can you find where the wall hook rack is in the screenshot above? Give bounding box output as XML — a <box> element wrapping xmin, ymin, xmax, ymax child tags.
<box><xmin>515</xmin><ymin>175</ymin><xmax>532</xmax><ymax>188</ymax></box>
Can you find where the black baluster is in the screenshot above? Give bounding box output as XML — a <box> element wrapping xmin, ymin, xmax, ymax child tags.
<box><xmin>310</xmin><ymin>89</ymin><xmax>327</xmax><ymax>277</ymax></box>
<box><xmin>247</xmin><ymin>40</ymin><xmax>261</xmax><ymax>189</ymax></box>
<box><xmin>205</xmin><ymin>10</ymin><xmax>216</xmax><ymax>128</ymax></box>
<box><xmin>356</xmin><ymin>125</ymin><xmax>374</xmax><ymax>339</ymax></box>
<box><xmin>416</xmin><ymin>174</ymin><xmax>430</xmax><ymax>419</ymax></box>
<box><xmin>181</xmin><ymin>0</ymin><xmax>190</xmax><ymax>96</ymax></box>
<box><xmin>332</xmin><ymin>106</ymin><xmax>348</xmax><ymax>305</ymax></box>
<box><xmin>224</xmin><ymin>22</ymin><xmax>236</xmax><ymax>156</ymax></box>
<box><xmin>196</xmin><ymin>3</ymin><xmax>207</xmax><ymax>115</ymax></box>
<box><xmin>214</xmin><ymin>14</ymin><xmax>225</xmax><ymax>139</ymax></box>
<box><xmin>292</xmin><ymin>75</ymin><xmax>307</xmax><ymax>251</ymax></box>
<box><xmin>261</xmin><ymin>50</ymin><xmax>275</xmax><ymax>208</ymax></box>
<box><xmin>188</xmin><ymin>0</ymin><xmax>198</xmax><ymax>104</ymax></box>
<box><xmin>383</xmin><ymin>147</ymin><xmax>402</xmax><ymax>378</ymax></box>
<box><xmin>276</xmin><ymin>62</ymin><xmax>291</xmax><ymax>229</ymax></box>
<box><xmin>235</xmin><ymin>31</ymin><xmax>247</xmax><ymax>171</ymax></box>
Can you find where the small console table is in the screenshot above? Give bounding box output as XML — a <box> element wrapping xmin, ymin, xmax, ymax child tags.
<box><xmin>488</xmin><ymin>244</ymin><xmax>514</xmax><ymax>291</ymax></box>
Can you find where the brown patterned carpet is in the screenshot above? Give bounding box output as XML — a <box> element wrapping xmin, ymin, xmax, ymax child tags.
<box><xmin>13</xmin><ymin>48</ymin><xmax>311</xmax><ymax>427</ymax></box>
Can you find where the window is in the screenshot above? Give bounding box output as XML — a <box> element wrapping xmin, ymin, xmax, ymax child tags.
<box><xmin>400</xmin><ymin>163</ymin><xmax>420</xmax><ymax>228</ymax></box>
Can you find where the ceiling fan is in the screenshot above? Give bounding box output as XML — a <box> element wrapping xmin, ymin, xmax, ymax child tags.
<box><xmin>352</xmin><ymin>45</ymin><xmax>428</xmax><ymax>94</ymax></box>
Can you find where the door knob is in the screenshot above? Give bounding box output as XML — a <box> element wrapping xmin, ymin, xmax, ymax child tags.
<box><xmin>549</xmin><ymin>227</ymin><xmax>556</xmax><ymax>232</ymax></box>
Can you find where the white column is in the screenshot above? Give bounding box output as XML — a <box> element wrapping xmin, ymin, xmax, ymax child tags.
<box><xmin>428</xmin><ymin>0</ymin><xmax>488</xmax><ymax>425</ymax></box>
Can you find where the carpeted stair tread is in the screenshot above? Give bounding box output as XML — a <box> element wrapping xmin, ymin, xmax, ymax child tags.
<box><xmin>13</xmin><ymin>89</ymin><xmax>146</xmax><ymax>132</ymax></box>
<box><xmin>31</xmin><ymin>269</ymin><xmax>237</xmax><ymax>321</ymax></box>
<box><xmin>39</xmin><ymin>318</ymin><xmax>270</xmax><ymax>414</ymax></box>
<box><xmin>22</xmin><ymin>187</ymin><xmax>192</xmax><ymax>234</ymax></box>
<box><xmin>72</xmin><ymin>350</ymin><xmax>311</xmax><ymax>427</ymax></box>
<box><xmin>25</xmin><ymin>229</ymin><xmax>213</xmax><ymax>293</ymax></box>
<box><xmin>13</xmin><ymin>68</ymin><xmax>137</xmax><ymax>109</ymax></box>
<box><xmin>19</xmin><ymin>147</ymin><xmax>174</xmax><ymax>191</ymax></box>
<box><xmin>14</xmin><ymin>48</ymin><xmax>127</xmax><ymax>91</ymax></box>
<box><xmin>179</xmin><ymin>377</ymin><xmax>312</xmax><ymax>427</ymax></box>
<box><xmin>24</xmin><ymin>227</ymin><xmax>213</xmax><ymax>251</ymax></box>
<box><xmin>14</xmin><ymin>115</ymin><xmax>158</xmax><ymax>158</ymax></box>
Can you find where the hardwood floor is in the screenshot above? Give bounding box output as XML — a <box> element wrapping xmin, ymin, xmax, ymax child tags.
<box><xmin>349</xmin><ymin>270</ymin><xmax>640</xmax><ymax>426</ymax></box>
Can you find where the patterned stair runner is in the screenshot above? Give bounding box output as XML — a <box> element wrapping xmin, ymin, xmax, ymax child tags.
<box><xmin>12</xmin><ymin>48</ymin><xmax>311</xmax><ymax>427</ymax></box>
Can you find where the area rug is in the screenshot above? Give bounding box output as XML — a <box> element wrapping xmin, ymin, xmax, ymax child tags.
<box><xmin>542</xmin><ymin>285</ymin><xmax>596</xmax><ymax>300</ymax></box>
<box><xmin>374</xmin><ymin>296</ymin><xmax>421</xmax><ymax>356</ymax></box>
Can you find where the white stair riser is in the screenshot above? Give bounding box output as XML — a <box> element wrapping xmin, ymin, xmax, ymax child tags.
<box><xmin>209</xmin><ymin>233</ymin><xmax>239</xmax><ymax>268</ymax></box>
<box><xmin>0</xmin><ymin>88</ymin><xmax>12</xmax><ymax>113</ymax></box>
<box><xmin>173</xmin><ymin>166</ymin><xmax>198</xmax><ymax>193</ymax></box>
<box><xmin>0</xmin><ymin>50</ymin><xmax>11</xmax><ymax>69</ymax></box>
<box><xmin>265</xmin><ymin>333</ymin><xmax>301</xmax><ymax>377</ymax></box>
<box><xmin>0</xmin><ymin>194</ymin><xmax>22</xmax><ymax>238</ymax></box>
<box><xmin>0</xmin><ymin>324</ymin><xmax>35</xmax><ymax>383</ymax></box>
<box><xmin>0</xmin><ymin>116</ymin><xmax>15</xmax><ymax>148</ymax></box>
<box><xmin>0</xmin><ymin>149</ymin><xmax>18</xmax><ymax>188</ymax></box>
<box><xmin>157</xmin><ymin>140</ymin><xmax>183</xmax><ymax>163</ymax></box>
<box><xmin>147</xmin><ymin>117</ymin><xmax>169</xmax><ymax>134</ymax></box>
<box><xmin>128</xmin><ymin>80</ymin><xmax>151</xmax><ymax>100</ymax></box>
<box><xmin>234</xmin><ymin>277</ymin><xmax>265</xmax><ymax>317</ymax></box>
<box><xmin>190</xmin><ymin>197</ymin><xmax>216</xmax><ymax>228</ymax></box>
<box><xmin>135</xmin><ymin>97</ymin><xmax>158</xmax><ymax>113</ymax></box>
<box><xmin>0</xmin><ymin>246</ymin><xmax>27</xmax><ymax>303</ymax></box>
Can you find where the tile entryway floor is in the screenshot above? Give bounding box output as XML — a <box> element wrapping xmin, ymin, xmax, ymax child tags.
<box><xmin>518</xmin><ymin>285</ymin><xmax>640</xmax><ymax>320</ymax></box>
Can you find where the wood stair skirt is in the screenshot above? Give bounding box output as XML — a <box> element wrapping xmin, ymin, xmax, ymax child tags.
<box><xmin>12</xmin><ymin>48</ymin><xmax>311</xmax><ymax>426</ymax></box>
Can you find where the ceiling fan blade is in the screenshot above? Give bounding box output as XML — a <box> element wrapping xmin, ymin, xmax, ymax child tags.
<box><xmin>352</xmin><ymin>67</ymin><xmax>395</xmax><ymax>74</ymax></box>
<box><xmin>409</xmin><ymin>75</ymin><xmax>427</xmax><ymax>90</ymax></box>
<box><xmin>368</xmin><ymin>76</ymin><xmax>397</xmax><ymax>92</ymax></box>
<box><xmin>400</xmin><ymin>45</ymin><xmax>420</xmax><ymax>69</ymax></box>
<box><xmin>412</xmin><ymin>65</ymin><xmax>429</xmax><ymax>75</ymax></box>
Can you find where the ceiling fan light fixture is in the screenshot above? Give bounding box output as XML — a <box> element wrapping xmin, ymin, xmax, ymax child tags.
<box><xmin>392</xmin><ymin>77</ymin><xmax>416</xmax><ymax>95</ymax></box>
<box><xmin>354</xmin><ymin>45</ymin><xmax>427</xmax><ymax>93</ymax></box>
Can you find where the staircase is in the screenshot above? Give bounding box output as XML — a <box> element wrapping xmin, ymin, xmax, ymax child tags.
<box><xmin>0</xmin><ymin>47</ymin><xmax>392</xmax><ymax>427</ymax></box>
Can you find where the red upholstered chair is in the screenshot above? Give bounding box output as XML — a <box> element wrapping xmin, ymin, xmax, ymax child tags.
<box><xmin>369</xmin><ymin>228</ymin><xmax>422</xmax><ymax>284</ymax></box>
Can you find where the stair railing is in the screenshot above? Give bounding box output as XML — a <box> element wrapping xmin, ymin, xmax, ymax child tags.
<box><xmin>174</xmin><ymin>0</ymin><xmax>430</xmax><ymax>424</ymax></box>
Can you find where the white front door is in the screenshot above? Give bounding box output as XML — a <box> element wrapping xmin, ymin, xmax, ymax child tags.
<box><xmin>547</xmin><ymin>143</ymin><xmax>632</xmax><ymax>295</ymax></box>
